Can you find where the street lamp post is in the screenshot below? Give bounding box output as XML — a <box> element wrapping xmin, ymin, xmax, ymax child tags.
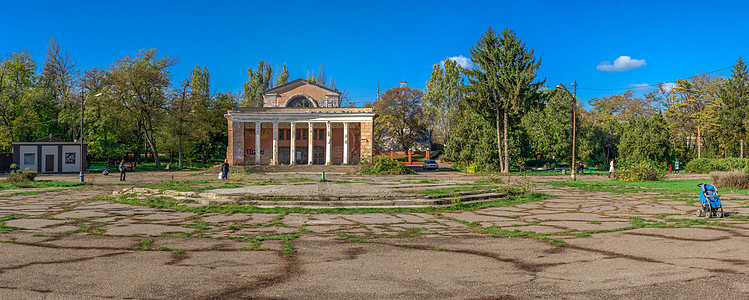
<box><xmin>557</xmin><ymin>81</ymin><xmax>578</xmax><ymax>181</ymax></box>
<box><xmin>80</xmin><ymin>92</ymin><xmax>102</xmax><ymax>183</ymax></box>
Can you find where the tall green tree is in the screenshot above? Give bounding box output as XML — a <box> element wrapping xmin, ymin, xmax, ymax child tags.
<box><xmin>719</xmin><ymin>57</ymin><xmax>749</xmax><ymax>157</ymax></box>
<box><xmin>463</xmin><ymin>27</ymin><xmax>542</xmax><ymax>172</ymax></box>
<box><xmin>107</xmin><ymin>49</ymin><xmax>176</xmax><ymax>168</ymax></box>
<box><xmin>242</xmin><ymin>61</ymin><xmax>273</xmax><ymax>107</ymax></box>
<box><xmin>521</xmin><ymin>86</ymin><xmax>573</xmax><ymax>160</ymax></box>
<box><xmin>191</xmin><ymin>65</ymin><xmax>213</xmax><ymax>163</ymax></box>
<box><xmin>276</xmin><ymin>63</ymin><xmax>290</xmax><ymax>86</ymax></box>
<box><xmin>423</xmin><ymin>59</ymin><xmax>462</xmax><ymax>147</ymax></box>
<box><xmin>0</xmin><ymin>51</ymin><xmax>38</xmax><ymax>151</ymax></box>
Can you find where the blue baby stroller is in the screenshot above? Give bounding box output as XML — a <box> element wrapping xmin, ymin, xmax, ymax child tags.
<box><xmin>696</xmin><ymin>183</ymin><xmax>723</xmax><ymax>218</ymax></box>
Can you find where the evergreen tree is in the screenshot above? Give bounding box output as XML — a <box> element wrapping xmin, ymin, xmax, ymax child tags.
<box><xmin>463</xmin><ymin>27</ymin><xmax>542</xmax><ymax>172</ymax></box>
<box><xmin>720</xmin><ymin>57</ymin><xmax>749</xmax><ymax>157</ymax></box>
<box><xmin>276</xmin><ymin>63</ymin><xmax>290</xmax><ymax>86</ymax></box>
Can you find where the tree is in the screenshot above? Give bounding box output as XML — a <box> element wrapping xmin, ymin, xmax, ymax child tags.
<box><xmin>0</xmin><ymin>51</ymin><xmax>38</xmax><ymax>151</ymax></box>
<box><xmin>521</xmin><ymin>86</ymin><xmax>573</xmax><ymax>160</ymax></box>
<box><xmin>667</xmin><ymin>74</ymin><xmax>722</xmax><ymax>158</ymax></box>
<box><xmin>463</xmin><ymin>27</ymin><xmax>542</xmax><ymax>173</ymax></box>
<box><xmin>191</xmin><ymin>65</ymin><xmax>213</xmax><ymax>164</ymax></box>
<box><xmin>169</xmin><ymin>79</ymin><xmax>192</xmax><ymax>169</ymax></box>
<box><xmin>107</xmin><ymin>49</ymin><xmax>176</xmax><ymax>168</ymax></box>
<box><xmin>588</xmin><ymin>90</ymin><xmax>656</xmax><ymax>123</ymax></box>
<box><xmin>423</xmin><ymin>59</ymin><xmax>462</xmax><ymax>147</ymax></box>
<box><xmin>445</xmin><ymin>106</ymin><xmax>499</xmax><ymax>171</ymax></box>
<box><xmin>276</xmin><ymin>63</ymin><xmax>290</xmax><ymax>86</ymax></box>
<box><xmin>242</xmin><ymin>61</ymin><xmax>272</xmax><ymax>107</ymax></box>
<box><xmin>618</xmin><ymin>113</ymin><xmax>672</xmax><ymax>165</ymax></box>
<box><xmin>719</xmin><ymin>57</ymin><xmax>749</xmax><ymax>157</ymax></box>
<box><xmin>373</xmin><ymin>86</ymin><xmax>426</xmax><ymax>151</ymax></box>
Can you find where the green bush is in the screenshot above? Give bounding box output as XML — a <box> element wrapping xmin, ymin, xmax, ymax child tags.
<box><xmin>614</xmin><ymin>161</ymin><xmax>665</xmax><ymax>182</ymax></box>
<box><xmin>685</xmin><ymin>158</ymin><xmax>749</xmax><ymax>174</ymax></box>
<box><xmin>710</xmin><ymin>171</ymin><xmax>749</xmax><ymax>190</ymax></box>
<box><xmin>360</xmin><ymin>157</ymin><xmax>415</xmax><ymax>175</ymax></box>
<box><xmin>4</xmin><ymin>170</ymin><xmax>38</xmax><ymax>184</ymax></box>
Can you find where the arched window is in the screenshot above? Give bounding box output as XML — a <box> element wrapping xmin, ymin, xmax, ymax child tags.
<box><xmin>286</xmin><ymin>95</ymin><xmax>315</xmax><ymax>107</ymax></box>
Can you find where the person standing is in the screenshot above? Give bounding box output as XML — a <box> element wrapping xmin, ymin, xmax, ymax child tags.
<box><xmin>119</xmin><ymin>159</ymin><xmax>126</xmax><ymax>181</ymax></box>
<box><xmin>674</xmin><ymin>159</ymin><xmax>680</xmax><ymax>174</ymax></box>
<box><xmin>608</xmin><ymin>159</ymin><xmax>615</xmax><ymax>178</ymax></box>
<box><xmin>221</xmin><ymin>159</ymin><xmax>230</xmax><ymax>180</ymax></box>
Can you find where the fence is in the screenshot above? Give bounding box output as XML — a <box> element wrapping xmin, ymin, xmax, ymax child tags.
<box><xmin>374</xmin><ymin>150</ymin><xmax>433</xmax><ymax>165</ymax></box>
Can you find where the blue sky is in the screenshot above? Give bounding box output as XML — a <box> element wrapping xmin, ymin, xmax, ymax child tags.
<box><xmin>1</xmin><ymin>0</ymin><xmax>747</xmax><ymax>107</ymax></box>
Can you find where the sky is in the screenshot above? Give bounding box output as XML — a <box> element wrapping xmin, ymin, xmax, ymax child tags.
<box><xmin>1</xmin><ymin>0</ymin><xmax>748</xmax><ymax>107</ymax></box>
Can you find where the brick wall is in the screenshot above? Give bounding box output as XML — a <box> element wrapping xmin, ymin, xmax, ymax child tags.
<box><xmin>360</xmin><ymin>122</ymin><xmax>373</xmax><ymax>159</ymax></box>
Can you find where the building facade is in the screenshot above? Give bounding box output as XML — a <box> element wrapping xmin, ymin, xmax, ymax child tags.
<box><xmin>225</xmin><ymin>79</ymin><xmax>375</xmax><ymax>165</ymax></box>
<box><xmin>11</xmin><ymin>136</ymin><xmax>87</xmax><ymax>173</ymax></box>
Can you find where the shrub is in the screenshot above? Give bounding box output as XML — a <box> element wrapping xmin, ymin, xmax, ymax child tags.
<box><xmin>710</xmin><ymin>171</ymin><xmax>749</xmax><ymax>190</ymax></box>
<box><xmin>5</xmin><ymin>170</ymin><xmax>38</xmax><ymax>184</ymax></box>
<box><xmin>524</xmin><ymin>158</ymin><xmax>559</xmax><ymax>169</ymax></box>
<box><xmin>685</xmin><ymin>158</ymin><xmax>749</xmax><ymax>174</ymax></box>
<box><xmin>614</xmin><ymin>161</ymin><xmax>665</xmax><ymax>182</ymax></box>
<box><xmin>360</xmin><ymin>157</ymin><xmax>415</xmax><ymax>175</ymax></box>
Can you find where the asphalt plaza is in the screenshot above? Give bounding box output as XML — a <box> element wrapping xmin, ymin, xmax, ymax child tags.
<box><xmin>2</xmin><ymin>168</ymin><xmax>749</xmax><ymax>299</ymax></box>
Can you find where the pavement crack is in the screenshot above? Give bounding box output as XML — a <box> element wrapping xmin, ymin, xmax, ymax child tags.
<box><xmin>0</xmin><ymin>252</ymin><xmax>128</xmax><ymax>273</ymax></box>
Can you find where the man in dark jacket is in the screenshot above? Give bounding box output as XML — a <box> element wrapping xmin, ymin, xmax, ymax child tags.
<box><xmin>119</xmin><ymin>159</ymin><xmax>126</xmax><ymax>181</ymax></box>
<box><xmin>221</xmin><ymin>159</ymin><xmax>229</xmax><ymax>180</ymax></box>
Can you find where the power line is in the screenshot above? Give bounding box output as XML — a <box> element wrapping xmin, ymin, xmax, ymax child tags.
<box><xmin>577</xmin><ymin>65</ymin><xmax>734</xmax><ymax>91</ymax></box>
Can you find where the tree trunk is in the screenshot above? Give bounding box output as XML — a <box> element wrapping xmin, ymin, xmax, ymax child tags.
<box><xmin>144</xmin><ymin>130</ymin><xmax>161</xmax><ymax>168</ymax></box>
<box><xmin>178</xmin><ymin>134</ymin><xmax>184</xmax><ymax>169</ymax></box>
<box><xmin>741</xmin><ymin>135</ymin><xmax>744</xmax><ymax>158</ymax></box>
<box><xmin>495</xmin><ymin>101</ymin><xmax>503</xmax><ymax>172</ymax></box>
<box><xmin>201</xmin><ymin>142</ymin><xmax>207</xmax><ymax>164</ymax></box>
<box><xmin>503</xmin><ymin>107</ymin><xmax>509</xmax><ymax>173</ymax></box>
<box><xmin>697</xmin><ymin>123</ymin><xmax>702</xmax><ymax>159</ymax></box>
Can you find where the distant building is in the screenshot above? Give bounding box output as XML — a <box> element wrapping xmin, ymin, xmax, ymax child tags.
<box><xmin>11</xmin><ymin>136</ymin><xmax>87</xmax><ymax>173</ymax></box>
<box><xmin>225</xmin><ymin>79</ymin><xmax>375</xmax><ymax>165</ymax></box>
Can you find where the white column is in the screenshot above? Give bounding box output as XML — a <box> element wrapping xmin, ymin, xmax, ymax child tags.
<box><xmin>290</xmin><ymin>122</ymin><xmax>296</xmax><ymax>165</ymax></box>
<box><xmin>325</xmin><ymin>121</ymin><xmax>332</xmax><ymax>165</ymax></box>
<box><xmin>272</xmin><ymin>122</ymin><xmax>279</xmax><ymax>165</ymax></box>
<box><xmin>308</xmin><ymin>122</ymin><xmax>314</xmax><ymax>165</ymax></box>
<box><xmin>343</xmin><ymin>122</ymin><xmax>349</xmax><ymax>165</ymax></box>
<box><xmin>255</xmin><ymin>122</ymin><xmax>261</xmax><ymax>165</ymax></box>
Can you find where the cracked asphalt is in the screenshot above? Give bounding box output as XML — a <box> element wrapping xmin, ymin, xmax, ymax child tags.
<box><xmin>2</xmin><ymin>170</ymin><xmax>749</xmax><ymax>299</ymax></box>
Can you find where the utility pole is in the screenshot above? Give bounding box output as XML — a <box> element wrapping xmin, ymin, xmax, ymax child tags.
<box><xmin>79</xmin><ymin>91</ymin><xmax>85</xmax><ymax>183</ymax></box>
<box><xmin>571</xmin><ymin>80</ymin><xmax>578</xmax><ymax>181</ymax></box>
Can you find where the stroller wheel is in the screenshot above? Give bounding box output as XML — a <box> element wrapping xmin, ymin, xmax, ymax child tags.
<box><xmin>696</xmin><ymin>208</ymin><xmax>704</xmax><ymax>217</ymax></box>
<box><xmin>717</xmin><ymin>207</ymin><xmax>724</xmax><ymax>218</ymax></box>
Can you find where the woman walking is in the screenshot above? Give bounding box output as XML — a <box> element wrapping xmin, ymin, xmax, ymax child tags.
<box><xmin>608</xmin><ymin>159</ymin><xmax>615</xmax><ymax>178</ymax></box>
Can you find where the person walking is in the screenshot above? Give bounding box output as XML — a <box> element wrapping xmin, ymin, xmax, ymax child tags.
<box><xmin>118</xmin><ymin>159</ymin><xmax>126</xmax><ymax>181</ymax></box>
<box><xmin>220</xmin><ymin>159</ymin><xmax>230</xmax><ymax>180</ymax></box>
<box><xmin>608</xmin><ymin>159</ymin><xmax>615</xmax><ymax>178</ymax></box>
<box><xmin>674</xmin><ymin>159</ymin><xmax>680</xmax><ymax>174</ymax></box>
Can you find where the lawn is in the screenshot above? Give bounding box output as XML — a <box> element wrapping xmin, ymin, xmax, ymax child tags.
<box><xmin>546</xmin><ymin>178</ymin><xmax>749</xmax><ymax>195</ymax></box>
<box><xmin>0</xmin><ymin>180</ymin><xmax>87</xmax><ymax>190</ymax></box>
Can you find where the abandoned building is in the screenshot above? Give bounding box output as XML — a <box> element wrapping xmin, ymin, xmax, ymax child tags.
<box><xmin>11</xmin><ymin>136</ymin><xmax>87</xmax><ymax>173</ymax></box>
<box><xmin>225</xmin><ymin>79</ymin><xmax>375</xmax><ymax>165</ymax></box>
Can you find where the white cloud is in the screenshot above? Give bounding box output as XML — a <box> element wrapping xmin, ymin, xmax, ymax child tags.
<box><xmin>441</xmin><ymin>55</ymin><xmax>473</xmax><ymax>69</ymax></box>
<box><xmin>660</xmin><ymin>82</ymin><xmax>677</xmax><ymax>93</ymax></box>
<box><xmin>596</xmin><ymin>56</ymin><xmax>647</xmax><ymax>72</ymax></box>
<box><xmin>630</xmin><ymin>83</ymin><xmax>651</xmax><ymax>90</ymax></box>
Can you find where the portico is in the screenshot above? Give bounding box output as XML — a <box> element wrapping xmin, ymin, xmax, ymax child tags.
<box><xmin>226</xmin><ymin>79</ymin><xmax>374</xmax><ymax>166</ymax></box>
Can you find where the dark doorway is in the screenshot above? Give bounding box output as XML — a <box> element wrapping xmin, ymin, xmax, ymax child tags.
<box><xmin>45</xmin><ymin>155</ymin><xmax>54</xmax><ymax>172</ymax></box>
<box><xmin>279</xmin><ymin>147</ymin><xmax>290</xmax><ymax>165</ymax></box>
<box><xmin>295</xmin><ymin>147</ymin><xmax>308</xmax><ymax>164</ymax></box>
<box><xmin>0</xmin><ymin>153</ymin><xmax>11</xmax><ymax>173</ymax></box>
<box><xmin>313</xmin><ymin>146</ymin><xmax>325</xmax><ymax>165</ymax></box>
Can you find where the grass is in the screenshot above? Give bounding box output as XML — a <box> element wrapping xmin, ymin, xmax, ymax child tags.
<box><xmin>0</xmin><ymin>181</ymin><xmax>87</xmax><ymax>191</ymax></box>
<box><xmin>410</xmin><ymin>185</ymin><xmax>496</xmax><ymax>196</ymax></box>
<box><xmin>546</xmin><ymin>179</ymin><xmax>719</xmax><ymax>195</ymax></box>
<box><xmin>138</xmin><ymin>180</ymin><xmax>244</xmax><ymax>193</ymax></box>
<box><xmin>283</xmin><ymin>241</ymin><xmax>295</xmax><ymax>257</ymax></box>
<box><xmin>0</xmin><ymin>188</ymin><xmax>69</xmax><ymax>198</ymax></box>
<box><xmin>90</xmin><ymin>192</ymin><xmax>552</xmax><ymax>215</ymax></box>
